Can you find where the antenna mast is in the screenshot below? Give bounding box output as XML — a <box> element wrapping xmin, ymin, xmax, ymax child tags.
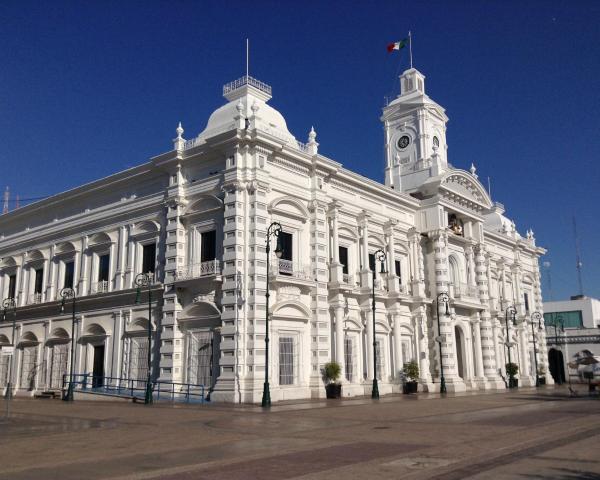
<box><xmin>2</xmin><ymin>186</ymin><xmax>8</xmax><ymax>214</ymax></box>
<box><xmin>573</xmin><ymin>216</ymin><xmax>584</xmax><ymax>296</ymax></box>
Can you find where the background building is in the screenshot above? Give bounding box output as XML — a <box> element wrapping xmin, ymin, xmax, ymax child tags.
<box><xmin>544</xmin><ymin>295</ymin><xmax>600</xmax><ymax>384</ymax></box>
<box><xmin>0</xmin><ymin>67</ymin><xmax>549</xmax><ymax>402</ymax></box>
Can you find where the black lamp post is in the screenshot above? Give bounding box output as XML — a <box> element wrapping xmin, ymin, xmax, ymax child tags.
<box><xmin>135</xmin><ymin>273</ymin><xmax>154</xmax><ymax>405</ymax></box>
<box><xmin>504</xmin><ymin>305</ymin><xmax>517</xmax><ymax>388</ymax></box>
<box><xmin>436</xmin><ymin>292</ymin><xmax>450</xmax><ymax>394</ymax></box>
<box><xmin>2</xmin><ymin>297</ymin><xmax>17</xmax><ymax>416</ymax></box>
<box><xmin>59</xmin><ymin>288</ymin><xmax>77</xmax><ymax>401</ymax></box>
<box><xmin>371</xmin><ymin>248</ymin><xmax>386</xmax><ymax>400</ymax></box>
<box><xmin>262</xmin><ymin>222</ymin><xmax>283</xmax><ymax>408</ymax></box>
<box><xmin>530</xmin><ymin>311</ymin><xmax>542</xmax><ymax>387</ymax></box>
<box><xmin>552</xmin><ymin>313</ymin><xmax>565</xmax><ymax>384</ymax></box>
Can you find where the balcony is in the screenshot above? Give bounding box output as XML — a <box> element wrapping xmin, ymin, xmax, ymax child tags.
<box><xmin>453</xmin><ymin>282</ymin><xmax>479</xmax><ymax>300</ymax></box>
<box><xmin>91</xmin><ymin>280</ymin><xmax>110</xmax><ymax>294</ymax></box>
<box><xmin>272</xmin><ymin>259</ymin><xmax>311</xmax><ymax>280</ymax></box>
<box><xmin>175</xmin><ymin>260</ymin><xmax>221</xmax><ymax>281</ymax></box>
<box><xmin>29</xmin><ymin>293</ymin><xmax>43</xmax><ymax>304</ymax></box>
<box><xmin>342</xmin><ymin>273</ymin><xmax>355</xmax><ymax>285</ymax></box>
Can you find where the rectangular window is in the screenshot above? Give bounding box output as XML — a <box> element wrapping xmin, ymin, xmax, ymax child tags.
<box><xmin>368</xmin><ymin>253</ymin><xmax>375</xmax><ymax>272</ymax></box>
<box><xmin>395</xmin><ymin>260</ymin><xmax>402</xmax><ymax>284</ymax></box>
<box><xmin>63</xmin><ymin>261</ymin><xmax>74</xmax><ymax>289</ymax></box>
<box><xmin>279</xmin><ymin>232</ymin><xmax>293</xmax><ymax>261</ymax></box>
<box><xmin>142</xmin><ymin>243</ymin><xmax>156</xmax><ymax>274</ymax></box>
<box><xmin>7</xmin><ymin>274</ymin><xmax>16</xmax><ymax>299</ymax></box>
<box><xmin>344</xmin><ymin>336</ymin><xmax>354</xmax><ymax>382</ymax></box>
<box><xmin>523</xmin><ymin>292</ymin><xmax>530</xmax><ymax>312</ymax></box>
<box><xmin>200</xmin><ymin>230</ymin><xmax>217</xmax><ymax>262</ymax></box>
<box><xmin>279</xmin><ymin>336</ymin><xmax>295</xmax><ymax>385</ymax></box>
<box><xmin>375</xmin><ymin>340</ymin><xmax>384</xmax><ymax>380</ymax></box>
<box><xmin>339</xmin><ymin>246</ymin><xmax>349</xmax><ymax>274</ymax></box>
<box><xmin>34</xmin><ymin>268</ymin><xmax>44</xmax><ymax>294</ymax></box>
<box><xmin>543</xmin><ymin>311</ymin><xmax>583</xmax><ymax>329</ymax></box>
<box><xmin>98</xmin><ymin>254</ymin><xmax>110</xmax><ymax>282</ymax></box>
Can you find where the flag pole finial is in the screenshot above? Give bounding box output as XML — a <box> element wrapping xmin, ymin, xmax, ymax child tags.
<box><xmin>409</xmin><ymin>31</ymin><xmax>413</xmax><ymax>69</ymax></box>
<box><xmin>246</xmin><ymin>38</ymin><xmax>249</xmax><ymax>78</ymax></box>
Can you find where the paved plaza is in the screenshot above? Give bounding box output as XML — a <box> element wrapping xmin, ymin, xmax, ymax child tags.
<box><xmin>1</xmin><ymin>386</ymin><xmax>599</xmax><ymax>480</ymax></box>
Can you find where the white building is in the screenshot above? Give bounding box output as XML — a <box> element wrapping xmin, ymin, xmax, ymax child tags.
<box><xmin>0</xmin><ymin>67</ymin><xmax>550</xmax><ymax>403</ymax></box>
<box><xmin>543</xmin><ymin>295</ymin><xmax>600</xmax><ymax>384</ymax></box>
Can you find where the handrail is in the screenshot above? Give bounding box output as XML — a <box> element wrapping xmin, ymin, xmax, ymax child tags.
<box><xmin>63</xmin><ymin>374</ymin><xmax>206</xmax><ymax>403</ymax></box>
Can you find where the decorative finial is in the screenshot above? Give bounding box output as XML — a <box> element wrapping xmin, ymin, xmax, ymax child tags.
<box><xmin>176</xmin><ymin>122</ymin><xmax>184</xmax><ymax>139</ymax></box>
<box><xmin>251</xmin><ymin>101</ymin><xmax>259</xmax><ymax>114</ymax></box>
<box><xmin>307</xmin><ymin>126</ymin><xmax>319</xmax><ymax>155</ymax></box>
<box><xmin>470</xmin><ymin>163</ymin><xmax>478</xmax><ymax>179</ymax></box>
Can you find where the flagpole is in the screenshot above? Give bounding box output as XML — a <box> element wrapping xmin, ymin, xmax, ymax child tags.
<box><xmin>246</xmin><ymin>38</ymin><xmax>249</xmax><ymax>78</ymax></box>
<box><xmin>409</xmin><ymin>31</ymin><xmax>413</xmax><ymax>69</ymax></box>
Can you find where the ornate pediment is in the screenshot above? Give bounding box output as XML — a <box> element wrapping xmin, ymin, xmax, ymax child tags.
<box><xmin>440</xmin><ymin>171</ymin><xmax>492</xmax><ymax>211</ymax></box>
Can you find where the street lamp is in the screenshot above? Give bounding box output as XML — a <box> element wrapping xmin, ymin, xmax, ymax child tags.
<box><xmin>59</xmin><ymin>288</ymin><xmax>77</xmax><ymax>401</ymax></box>
<box><xmin>2</xmin><ymin>297</ymin><xmax>17</xmax><ymax>417</ymax></box>
<box><xmin>530</xmin><ymin>311</ymin><xmax>543</xmax><ymax>387</ymax></box>
<box><xmin>135</xmin><ymin>273</ymin><xmax>154</xmax><ymax>405</ymax></box>
<box><xmin>371</xmin><ymin>248</ymin><xmax>386</xmax><ymax>399</ymax></box>
<box><xmin>504</xmin><ymin>305</ymin><xmax>517</xmax><ymax>388</ymax></box>
<box><xmin>262</xmin><ymin>222</ymin><xmax>283</xmax><ymax>408</ymax></box>
<box><xmin>436</xmin><ymin>292</ymin><xmax>450</xmax><ymax>394</ymax></box>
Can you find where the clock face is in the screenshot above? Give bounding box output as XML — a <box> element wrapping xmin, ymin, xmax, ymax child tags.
<box><xmin>397</xmin><ymin>135</ymin><xmax>410</xmax><ymax>149</ymax></box>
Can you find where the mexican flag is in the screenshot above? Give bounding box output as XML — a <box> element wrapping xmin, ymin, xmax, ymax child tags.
<box><xmin>387</xmin><ymin>38</ymin><xmax>408</xmax><ymax>53</ymax></box>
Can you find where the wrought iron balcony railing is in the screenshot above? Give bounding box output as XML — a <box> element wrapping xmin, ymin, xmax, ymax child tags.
<box><xmin>175</xmin><ymin>260</ymin><xmax>221</xmax><ymax>281</ymax></box>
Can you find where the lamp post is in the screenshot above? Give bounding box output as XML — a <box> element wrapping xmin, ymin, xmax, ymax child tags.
<box><xmin>59</xmin><ymin>288</ymin><xmax>77</xmax><ymax>401</ymax></box>
<box><xmin>504</xmin><ymin>305</ymin><xmax>517</xmax><ymax>388</ymax></box>
<box><xmin>371</xmin><ymin>249</ymin><xmax>386</xmax><ymax>399</ymax></box>
<box><xmin>552</xmin><ymin>313</ymin><xmax>565</xmax><ymax>384</ymax></box>
<box><xmin>2</xmin><ymin>297</ymin><xmax>17</xmax><ymax>417</ymax></box>
<box><xmin>530</xmin><ymin>311</ymin><xmax>542</xmax><ymax>387</ymax></box>
<box><xmin>135</xmin><ymin>273</ymin><xmax>154</xmax><ymax>405</ymax></box>
<box><xmin>262</xmin><ymin>222</ymin><xmax>283</xmax><ymax>408</ymax></box>
<box><xmin>435</xmin><ymin>292</ymin><xmax>450</xmax><ymax>394</ymax></box>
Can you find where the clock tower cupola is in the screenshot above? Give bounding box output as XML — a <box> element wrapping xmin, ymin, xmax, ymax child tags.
<box><xmin>382</xmin><ymin>68</ymin><xmax>449</xmax><ymax>194</ymax></box>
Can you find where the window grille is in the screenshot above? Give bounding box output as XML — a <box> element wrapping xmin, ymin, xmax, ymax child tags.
<box><xmin>49</xmin><ymin>344</ymin><xmax>69</xmax><ymax>389</ymax></box>
<box><xmin>19</xmin><ymin>346</ymin><xmax>37</xmax><ymax>390</ymax></box>
<box><xmin>279</xmin><ymin>337</ymin><xmax>295</xmax><ymax>385</ymax></box>
<box><xmin>187</xmin><ymin>331</ymin><xmax>218</xmax><ymax>387</ymax></box>
<box><xmin>130</xmin><ymin>337</ymin><xmax>149</xmax><ymax>388</ymax></box>
<box><xmin>375</xmin><ymin>340</ymin><xmax>385</xmax><ymax>380</ymax></box>
<box><xmin>0</xmin><ymin>354</ymin><xmax>9</xmax><ymax>387</ymax></box>
<box><xmin>344</xmin><ymin>336</ymin><xmax>354</xmax><ymax>382</ymax></box>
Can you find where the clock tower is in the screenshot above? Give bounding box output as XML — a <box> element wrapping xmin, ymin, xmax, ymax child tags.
<box><xmin>382</xmin><ymin>68</ymin><xmax>449</xmax><ymax>194</ymax></box>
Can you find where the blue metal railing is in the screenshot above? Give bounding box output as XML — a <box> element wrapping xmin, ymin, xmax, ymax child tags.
<box><xmin>62</xmin><ymin>374</ymin><xmax>206</xmax><ymax>403</ymax></box>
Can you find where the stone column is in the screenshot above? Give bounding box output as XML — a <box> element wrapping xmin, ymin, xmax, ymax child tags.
<box><xmin>335</xmin><ymin>304</ymin><xmax>345</xmax><ymax>380</ymax></box>
<box><xmin>519</xmin><ymin>325</ymin><xmax>531</xmax><ymax>383</ymax></box>
<box><xmin>432</xmin><ymin>231</ymin><xmax>461</xmax><ymax>389</ymax></box>
<box><xmin>328</xmin><ymin>204</ymin><xmax>343</xmax><ymax>284</ymax></box>
<box><xmin>46</xmin><ymin>245</ymin><xmax>56</xmax><ymax>301</ymax></box>
<box><xmin>415</xmin><ymin>306</ymin><xmax>431</xmax><ymax>384</ymax></box>
<box><xmin>472</xmin><ymin>314</ymin><xmax>485</xmax><ymax>379</ymax></box>
<box><xmin>359</xmin><ymin>212</ymin><xmax>371</xmax><ymax>288</ymax></box>
<box><xmin>365</xmin><ymin>308</ymin><xmax>374</xmax><ymax>380</ymax></box>
<box><xmin>466</xmin><ymin>244</ymin><xmax>476</xmax><ymax>287</ymax></box>
<box><xmin>385</xmin><ymin>222</ymin><xmax>398</xmax><ymax>292</ymax></box>
<box><xmin>475</xmin><ymin>243</ymin><xmax>502</xmax><ymax>387</ymax></box>
<box><xmin>116</xmin><ymin>226</ymin><xmax>127</xmax><ymax>290</ymax></box>
<box><xmin>393</xmin><ymin>314</ymin><xmax>403</xmax><ymax>377</ymax></box>
<box><xmin>79</xmin><ymin>236</ymin><xmax>89</xmax><ymax>296</ymax></box>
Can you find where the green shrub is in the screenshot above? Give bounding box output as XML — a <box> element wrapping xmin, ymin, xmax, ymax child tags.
<box><xmin>323</xmin><ymin>361</ymin><xmax>341</xmax><ymax>384</ymax></box>
<box><xmin>506</xmin><ymin>362</ymin><xmax>519</xmax><ymax>376</ymax></box>
<box><xmin>402</xmin><ymin>361</ymin><xmax>419</xmax><ymax>382</ymax></box>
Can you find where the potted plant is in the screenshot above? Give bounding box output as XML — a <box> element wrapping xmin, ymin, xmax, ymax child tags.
<box><xmin>537</xmin><ymin>366</ymin><xmax>546</xmax><ymax>386</ymax></box>
<box><xmin>402</xmin><ymin>361</ymin><xmax>419</xmax><ymax>394</ymax></box>
<box><xmin>506</xmin><ymin>362</ymin><xmax>519</xmax><ymax>388</ymax></box>
<box><xmin>323</xmin><ymin>361</ymin><xmax>342</xmax><ymax>399</ymax></box>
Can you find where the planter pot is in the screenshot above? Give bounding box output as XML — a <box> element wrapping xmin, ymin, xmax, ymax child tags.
<box><xmin>508</xmin><ymin>378</ymin><xmax>519</xmax><ymax>389</ymax></box>
<box><xmin>325</xmin><ymin>383</ymin><xmax>342</xmax><ymax>399</ymax></box>
<box><xmin>403</xmin><ymin>381</ymin><xmax>418</xmax><ymax>394</ymax></box>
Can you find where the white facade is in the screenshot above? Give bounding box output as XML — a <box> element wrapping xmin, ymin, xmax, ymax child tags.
<box><xmin>0</xmin><ymin>69</ymin><xmax>550</xmax><ymax>402</ymax></box>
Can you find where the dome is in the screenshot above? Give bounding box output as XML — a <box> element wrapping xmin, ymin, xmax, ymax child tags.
<box><xmin>483</xmin><ymin>202</ymin><xmax>521</xmax><ymax>238</ymax></box>
<box><xmin>195</xmin><ymin>76</ymin><xmax>297</xmax><ymax>146</ymax></box>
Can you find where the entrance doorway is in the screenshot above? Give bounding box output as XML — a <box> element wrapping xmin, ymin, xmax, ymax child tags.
<box><xmin>548</xmin><ymin>348</ymin><xmax>565</xmax><ymax>384</ymax></box>
<box><xmin>92</xmin><ymin>345</ymin><xmax>105</xmax><ymax>388</ymax></box>
<box><xmin>455</xmin><ymin>326</ymin><xmax>465</xmax><ymax>379</ymax></box>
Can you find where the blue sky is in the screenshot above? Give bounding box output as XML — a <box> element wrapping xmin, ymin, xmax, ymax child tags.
<box><xmin>1</xmin><ymin>1</ymin><xmax>599</xmax><ymax>301</ymax></box>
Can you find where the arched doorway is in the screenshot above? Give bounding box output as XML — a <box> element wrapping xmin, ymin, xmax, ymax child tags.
<box><xmin>18</xmin><ymin>332</ymin><xmax>39</xmax><ymax>391</ymax></box>
<box><xmin>548</xmin><ymin>348</ymin><xmax>565</xmax><ymax>384</ymax></box>
<box><xmin>454</xmin><ymin>326</ymin><xmax>465</xmax><ymax>379</ymax></box>
<box><xmin>46</xmin><ymin>328</ymin><xmax>70</xmax><ymax>389</ymax></box>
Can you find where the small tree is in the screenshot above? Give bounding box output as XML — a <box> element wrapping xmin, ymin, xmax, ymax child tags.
<box><xmin>323</xmin><ymin>361</ymin><xmax>341</xmax><ymax>384</ymax></box>
<box><xmin>402</xmin><ymin>361</ymin><xmax>420</xmax><ymax>382</ymax></box>
<box><xmin>506</xmin><ymin>362</ymin><xmax>519</xmax><ymax>377</ymax></box>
